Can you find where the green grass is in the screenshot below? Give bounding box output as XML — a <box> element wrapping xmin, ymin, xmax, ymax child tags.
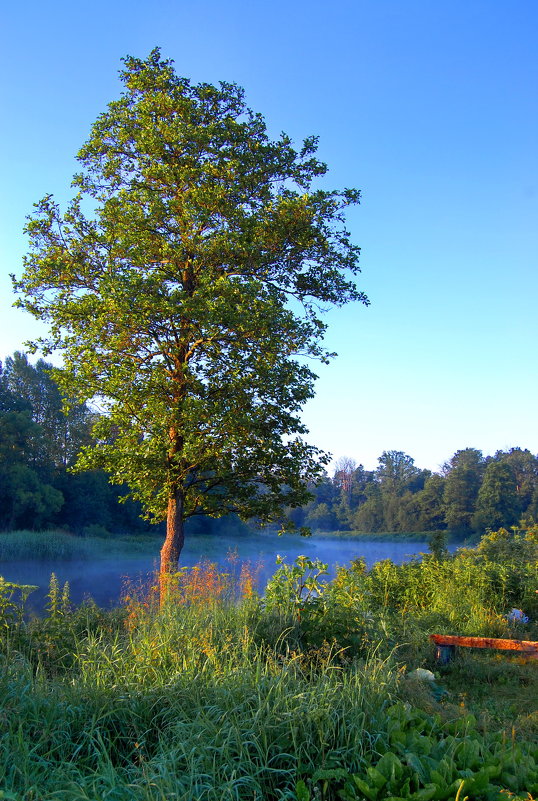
<box><xmin>0</xmin><ymin>529</ymin><xmax>160</xmax><ymax>561</ymax></box>
<box><xmin>0</xmin><ymin>527</ymin><xmax>459</xmax><ymax>564</ymax></box>
<box><xmin>0</xmin><ymin>533</ymin><xmax>537</xmax><ymax>800</ymax></box>
<box><xmin>438</xmin><ymin>650</ymin><xmax>538</xmax><ymax>736</ymax></box>
<box><xmin>0</xmin><ymin>600</ymin><xmax>399</xmax><ymax>800</ymax></box>
<box><xmin>310</xmin><ymin>529</ymin><xmax>438</xmax><ymax>541</ymax></box>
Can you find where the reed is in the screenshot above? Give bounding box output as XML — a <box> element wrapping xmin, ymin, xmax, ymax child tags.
<box><xmin>0</xmin><ymin>530</ymin><xmax>159</xmax><ymax>561</ymax></box>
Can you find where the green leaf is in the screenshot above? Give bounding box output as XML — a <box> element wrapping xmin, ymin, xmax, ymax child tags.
<box><xmin>14</xmin><ymin>49</ymin><xmax>366</xmax><ymax>584</ymax></box>
<box><xmin>375</xmin><ymin>752</ymin><xmax>403</xmax><ymax>782</ymax></box>
<box><xmin>409</xmin><ymin>787</ymin><xmax>438</xmax><ymax>801</ymax></box>
<box><xmin>295</xmin><ymin>780</ymin><xmax>310</xmax><ymax>801</ymax></box>
<box><xmin>366</xmin><ymin>766</ymin><xmax>388</xmax><ymax>790</ymax></box>
<box><xmin>350</xmin><ymin>775</ymin><xmax>378</xmax><ymax>801</ymax></box>
<box><xmin>404</xmin><ymin>751</ymin><xmax>427</xmax><ymax>783</ymax></box>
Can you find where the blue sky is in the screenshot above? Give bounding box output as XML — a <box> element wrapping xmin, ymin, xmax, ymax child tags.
<box><xmin>1</xmin><ymin>0</ymin><xmax>537</xmax><ymax>473</ymax></box>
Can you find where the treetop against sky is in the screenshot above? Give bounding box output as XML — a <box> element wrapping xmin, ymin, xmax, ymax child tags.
<box><xmin>1</xmin><ymin>0</ymin><xmax>537</xmax><ymax>472</ymax></box>
<box><xmin>14</xmin><ymin>50</ymin><xmax>372</xmax><ymax>576</ymax></box>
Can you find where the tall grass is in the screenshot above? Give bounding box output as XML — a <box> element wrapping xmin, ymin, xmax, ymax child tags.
<box><xmin>0</xmin><ymin>532</ymin><xmax>536</xmax><ymax>799</ymax></box>
<box><xmin>0</xmin><ymin>582</ymin><xmax>397</xmax><ymax>799</ymax></box>
<box><xmin>0</xmin><ymin>529</ymin><xmax>159</xmax><ymax>561</ymax></box>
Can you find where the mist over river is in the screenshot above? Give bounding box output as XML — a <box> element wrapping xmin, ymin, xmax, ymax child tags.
<box><xmin>0</xmin><ymin>531</ymin><xmax>435</xmax><ymax>614</ymax></box>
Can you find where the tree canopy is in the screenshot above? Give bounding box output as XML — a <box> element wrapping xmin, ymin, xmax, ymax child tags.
<box><xmin>1</xmin><ymin>358</ymin><xmax>537</xmax><ymax>539</ymax></box>
<box><xmin>291</xmin><ymin>447</ymin><xmax>538</xmax><ymax>536</ymax></box>
<box><xmin>14</xmin><ymin>49</ymin><xmax>367</xmax><ymax>583</ymax></box>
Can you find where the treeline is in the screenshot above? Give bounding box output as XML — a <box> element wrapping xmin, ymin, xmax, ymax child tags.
<box><xmin>0</xmin><ymin>352</ymin><xmax>246</xmax><ymax>538</ymax></box>
<box><xmin>2</xmin><ymin>352</ymin><xmax>537</xmax><ymax>538</ymax></box>
<box><xmin>288</xmin><ymin>449</ymin><xmax>538</xmax><ymax>536</ymax></box>
<box><xmin>0</xmin><ymin>352</ymin><xmax>155</xmax><ymax>535</ymax></box>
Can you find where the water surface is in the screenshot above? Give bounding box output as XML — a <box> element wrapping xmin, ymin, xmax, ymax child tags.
<box><xmin>0</xmin><ymin>532</ymin><xmax>431</xmax><ymax>614</ymax></box>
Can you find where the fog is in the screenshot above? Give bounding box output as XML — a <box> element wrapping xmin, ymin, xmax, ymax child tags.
<box><xmin>0</xmin><ymin>531</ymin><xmax>434</xmax><ymax>615</ymax></box>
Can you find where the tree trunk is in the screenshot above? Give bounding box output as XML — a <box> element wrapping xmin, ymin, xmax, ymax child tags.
<box><xmin>159</xmin><ymin>487</ymin><xmax>185</xmax><ymax>604</ymax></box>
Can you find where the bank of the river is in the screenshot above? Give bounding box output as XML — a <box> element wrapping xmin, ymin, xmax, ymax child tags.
<box><xmin>0</xmin><ymin>528</ymin><xmax>536</xmax><ymax>800</ymax></box>
<box><xmin>306</xmin><ymin>528</ymin><xmax>468</xmax><ymax>542</ymax></box>
<box><xmin>0</xmin><ymin>527</ymin><xmax>446</xmax><ymax>560</ymax></box>
<box><xmin>0</xmin><ymin>529</ymin><xmax>159</xmax><ymax>561</ymax></box>
<box><xmin>0</xmin><ymin>528</ymin><xmax>438</xmax><ymax>612</ymax></box>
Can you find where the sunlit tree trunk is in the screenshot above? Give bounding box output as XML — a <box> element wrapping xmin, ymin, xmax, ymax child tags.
<box><xmin>159</xmin><ymin>486</ymin><xmax>185</xmax><ymax>604</ymax></box>
<box><xmin>15</xmin><ymin>51</ymin><xmax>367</xmax><ymax>606</ymax></box>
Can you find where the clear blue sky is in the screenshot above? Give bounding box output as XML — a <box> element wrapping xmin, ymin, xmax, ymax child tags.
<box><xmin>1</xmin><ymin>0</ymin><xmax>537</xmax><ymax>473</ymax></box>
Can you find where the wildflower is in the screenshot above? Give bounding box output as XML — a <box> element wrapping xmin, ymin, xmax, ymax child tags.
<box><xmin>506</xmin><ymin>608</ymin><xmax>529</xmax><ymax>624</ymax></box>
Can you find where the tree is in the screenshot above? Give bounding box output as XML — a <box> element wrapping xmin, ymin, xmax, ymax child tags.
<box><xmin>14</xmin><ymin>50</ymin><xmax>367</xmax><ymax>589</ymax></box>
<box><xmin>443</xmin><ymin>448</ymin><xmax>484</xmax><ymax>533</ymax></box>
<box><xmin>374</xmin><ymin>451</ymin><xmax>424</xmax><ymax>532</ymax></box>
<box><xmin>472</xmin><ymin>461</ymin><xmax>519</xmax><ymax>533</ymax></box>
<box><xmin>395</xmin><ymin>491</ymin><xmax>421</xmax><ymax>532</ymax></box>
<box><xmin>2</xmin><ymin>352</ymin><xmax>94</xmax><ymax>470</ymax></box>
<box><xmin>494</xmin><ymin>448</ymin><xmax>538</xmax><ymax>518</ymax></box>
<box><xmin>332</xmin><ymin>456</ymin><xmax>357</xmax><ymax>530</ymax></box>
<box><xmin>376</xmin><ymin>451</ymin><xmax>421</xmax><ymax>496</ymax></box>
<box><xmin>353</xmin><ymin>483</ymin><xmax>385</xmax><ymax>532</ymax></box>
<box><xmin>349</xmin><ymin>464</ymin><xmax>375</xmax><ymax>509</ymax></box>
<box><xmin>333</xmin><ymin>456</ymin><xmax>357</xmax><ymax>497</ymax></box>
<box><xmin>0</xmin><ymin>358</ymin><xmax>65</xmax><ymax>529</ymax></box>
<box><xmin>305</xmin><ymin>502</ymin><xmax>338</xmax><ymax>531</ymax></box>
<box><xmin>0</xmin><ymin>464</ymin><xmax>63</xmax><ymax>530</ymax></box>
<box><xmin>415</xmin><ymin>474</ymin><xmax>446</xmax><ymax>531</ymax></box>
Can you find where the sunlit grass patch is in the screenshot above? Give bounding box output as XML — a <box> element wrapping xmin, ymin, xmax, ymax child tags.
<box><xmin>0</xmin><ymin>534</ymin><xmax>537</xmax><ymax>799</ymax></box>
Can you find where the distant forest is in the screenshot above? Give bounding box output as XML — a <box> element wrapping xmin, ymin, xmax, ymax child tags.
<box><xmin>1</xmin><ymin>351</ymin><xmax>537</xmax><ymax>537</ymax></box>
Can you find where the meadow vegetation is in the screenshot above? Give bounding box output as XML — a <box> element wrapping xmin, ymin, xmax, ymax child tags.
<box><xmin>0</xmin><ymin>527</ymin><xmax>536</xmax><ymax>800</ymax></box>
<box><xmin>0</xmin><ymin>527</ymin><xmax>440</xmax><ymax>564</ymax></box>
<box><xmin>0</xmin><ymin>529</ymin><xmax>159</xmax><ymax>562</ymax></box>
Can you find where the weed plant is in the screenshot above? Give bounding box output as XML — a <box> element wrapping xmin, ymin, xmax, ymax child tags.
<box><xmin>0</xmin><ymin>530</ymin><xmax>536</xmax><ymax>799</ymax></box>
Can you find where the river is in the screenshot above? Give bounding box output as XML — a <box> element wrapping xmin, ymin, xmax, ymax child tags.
<box><xmin>0</xmin><ymin>531</ymin><xmax>433</xmax><ymax>614</ymax></box>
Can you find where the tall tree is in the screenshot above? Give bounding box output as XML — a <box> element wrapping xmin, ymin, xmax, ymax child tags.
<box><xmin>374</xmin><ymin>451</ymin><xmax>424</xmax><ymax>531</ymax></box>
<box><xmin>376</xmin><ymin>451</ymin><xmax>420</xmax><ymax>496</ymax></box>
<box><xmin>14</xmin><ymin>50</ymin><xmax>367</xmax><ymax>587</ymax></box>
<box><xmin>443</xmin><ymin>448</ymin><xmax>484</xmax><ymax>533</ymax></box>
<box><xmin>472</xmin><ymin>460</ymin><xmax>520</xmax><ymax>533</ymax></box>
<box><xmin>332</xmin><ymin>456</ymin><xmax>357</xmax><ymax>529</ymax></box>
<box><xmin>0</xmin><ymin>361</ymin><xmax>64</xmax><ymax>530</ymax></box>
<box><xmin>353</xmin><ymin>482</ymin><xmax>384</xmax><ymax>532</ymax></box>
<box><xmin>349</xmin><ymin>464</ymin><xmax>375</xmax><ymax>510</ymax></box>
<box><xmin>416</xmin><ymin>474</ymin><xmax>446</xmax><ymax>531</ymax></box>
<box><xmin>495</xmin><ymin>448</ymin><xmax>538</xmax><ymax>518</ymax></box>
<box><xmin>2</xmin><ymin>352</ymin><xmax>93</xmax><ymax>469</ymax></box>
<box><xmin>333</xmin><ymin>456</ymin><xmax>357</xmax><ymax>498</ymax></box>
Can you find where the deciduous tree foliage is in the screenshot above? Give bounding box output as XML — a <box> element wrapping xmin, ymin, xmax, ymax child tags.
<box><xmin>0</xmin><ymin>359</ymin><xmax>64</xmax><ymax>529</ymax></box>
<box><xmin>2</xmin><ymin>352</ymin><xmax>94</xmax><ymax>469</ymax></box>
<box><xmin>472</xmin><ymin>460</ymin><xmax>520</xmax><ymax>532</ymax></box>
<box><xmin>443</xmin><ymin>448</ymin><xmax>485</xmax><ymax>533</ymax></box>
<box><xmin>14</xmin><ymin>50</ymin><xmax>367</xmax><ymax>582</ymax></box>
